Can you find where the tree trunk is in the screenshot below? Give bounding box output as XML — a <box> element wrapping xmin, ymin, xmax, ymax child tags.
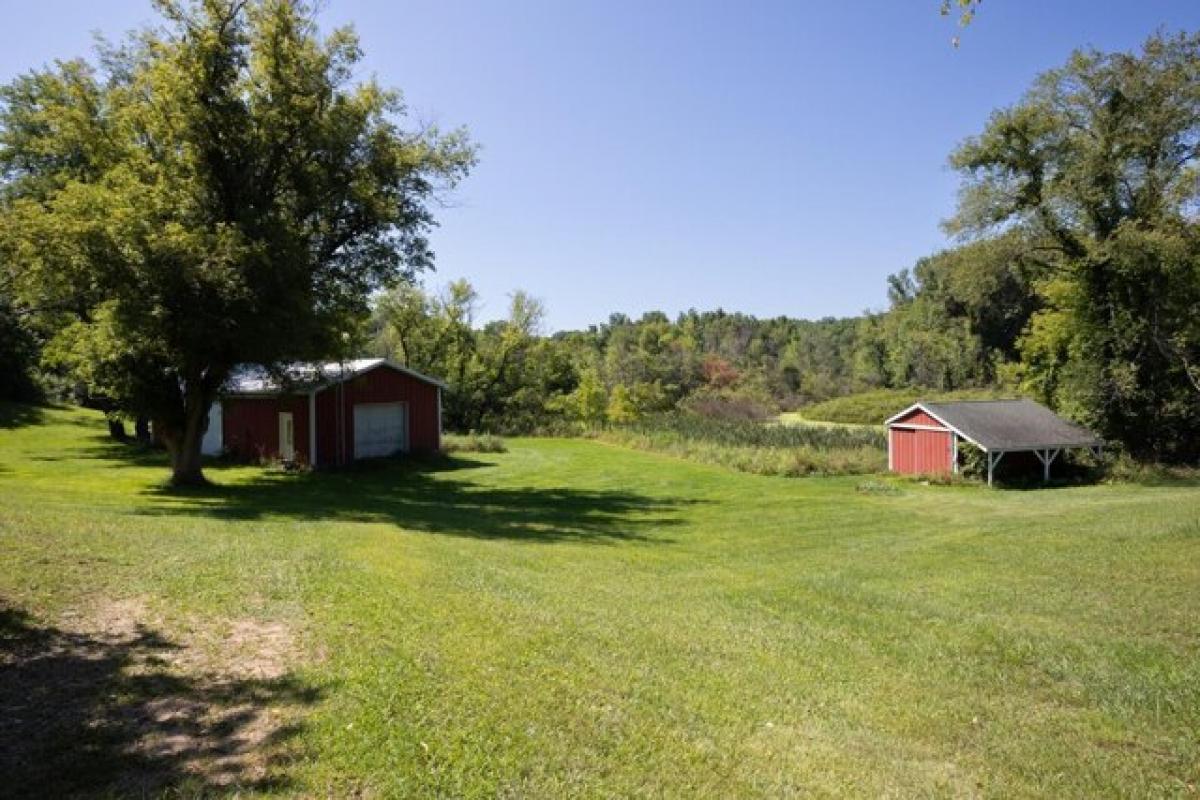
<box><xmin>170</xmin><ymin>435</ymin><xmax>206</xmax><ymax>486</ymax></box>
<box><xmin>168</xmin><ymin>391</ymin><xmax>212</xmax><ymax>487</ymax></box>
<box><xmin>135</xmin><ymin>416</ymin><xmax>151</xmax><ymax>446</ymax></box>
<box><xmin>107</xmin><ymin>417</ymin><xmax>128</xmax><ymax>441</ymax></box>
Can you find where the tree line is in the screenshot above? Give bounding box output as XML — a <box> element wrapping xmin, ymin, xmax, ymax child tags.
<box><xmin>366</xmin><ymin>281</ymin><xmax>863</xmax><ymax>432</ymax></box>
<box><xmin>362</xmin><ymin>253</ymin><xmax>1032</xmax><ymax>436</ymax></box>
<box><xmin>366</xmin><ymin>32</ymin><xmax>1200</xmax><ymax>463</ymax></box>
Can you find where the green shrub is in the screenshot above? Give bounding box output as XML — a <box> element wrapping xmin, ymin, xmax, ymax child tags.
<box><xmin>895</xmin><ymin>471</ymin><xmax>974</xmax><ymax>487</ymax></box>
<box><xmin>855</xmin><ymin>479</ymin><xmax>902</xmax><ymax>495</ymax></box>
<box><xmin>679</xmin><ymin>386</ymin><xmax>777</xmax><ymax>423</ymax></box>
<box><xmin>1100</xmin><ymin>454</ymin><xmax>1200</xmax><ymax>486</ymax></box>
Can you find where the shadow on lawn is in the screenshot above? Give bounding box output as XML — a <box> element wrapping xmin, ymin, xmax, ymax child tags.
<box><xmin>88</xmin><ymin>437</ymin><xmax>692</xmax><ymax>544</ymax></box>
<box><xmin>0</xmin><ymin>402</ymin><xmax>46</xmax><ymax>429</ymax></box>
<box><xmin>0</xmin><ymin>603</ymin><xmax>321</xmax><ymax>798</ymax></box>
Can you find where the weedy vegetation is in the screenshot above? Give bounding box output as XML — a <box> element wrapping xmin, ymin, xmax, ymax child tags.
<box><xmin>441</xmin><ymin>431</ymin><xmax>508</xmax><ymax>454</ymax></box>
<box><xmin>600</xmin><ymin>413</ymin><xmax>886</xmax><ymax>476</ymax></box>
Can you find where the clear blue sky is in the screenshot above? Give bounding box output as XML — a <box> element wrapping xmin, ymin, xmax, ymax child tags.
<box><xmin>3</xmin><ymin>2</ymin><xmax>1199</xmax><ymax>331</ymax></box>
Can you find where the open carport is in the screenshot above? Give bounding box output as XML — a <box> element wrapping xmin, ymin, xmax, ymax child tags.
<box><xmin>886</xmin><ymin>399</ymin><xmax>1104</xmax><ymax>486</ymax></box>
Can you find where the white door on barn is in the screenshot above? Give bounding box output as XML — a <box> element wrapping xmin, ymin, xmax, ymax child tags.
<box><xmin>353</xmin><ymin>402</ymin><xmax>408</xmax><ymax>458</ymax></box>
<box><xmin>201</xmin><ymin>402</ymin><xmax>223</xmax><ymax>456</ymax></box>
<box><xmin>278</xmin><ymin>412</ymin><xmax>295</xmax><ymax>461</ymax></box>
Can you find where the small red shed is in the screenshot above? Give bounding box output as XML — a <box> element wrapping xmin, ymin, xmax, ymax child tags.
<box><xmin>885</xmin><ymin>399</ymin><xmax>1102</xmax><ymax>485</ymax></box>
<box><xmin>202</xmin><ymin>359</ymin><xmax>444</xmax><ymax>467</ymax></box>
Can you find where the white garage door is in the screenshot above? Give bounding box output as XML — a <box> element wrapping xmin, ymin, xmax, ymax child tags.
<box><xmin>353</xmin><ymin>402</ymin><xmax>408</xmax><ymax>458</ymax></box>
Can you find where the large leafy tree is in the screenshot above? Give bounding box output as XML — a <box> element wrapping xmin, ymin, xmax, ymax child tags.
<box><xmin>0</xmin><ymin>295</ymin><xmax>40</xmax><ymax>402</ymax></box>
<box><xmin>0</xmin><ymin>0</ymin><xmax>474</xmax><ymax>484</ymax></box>
<box><xmin>858</xmin><ymin>233</ymin><xmax>1040</xmax><ymax>391</ymax></box>
<box><xmin>373</xmin><ymin>279</ymin><xmax>479</xmax><ymax>384</ymax></box>
<box><xmin>947</xmin><ymin>32</ymin><xmax>1200</xmax><ymax>461</ymax></box>
<box><xmin>372</xmin><ymin>281</ymin><xmax>575</xmax><ymax>432</ymax></box>
<box><xmin>372</xmin><ymin>278</ymin><xmax>481</xmax><ymax>428</ymax></box>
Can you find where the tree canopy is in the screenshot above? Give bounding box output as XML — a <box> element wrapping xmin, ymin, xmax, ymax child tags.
<box><xmin>0</xmin><ymin>0</ymin><xmax>474</xmax><ymax>483</ymax></box>
<box><xmin>947</xmin><ymin>32</ymin><xmax>1200</xmax><ymax>460</ymax></box>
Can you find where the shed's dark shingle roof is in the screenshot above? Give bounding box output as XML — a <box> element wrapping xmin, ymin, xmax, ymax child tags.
<box><xmin>905</xmin><ymin>399</ymin><xmax>1101</xmax><ymax>451</ymax></box>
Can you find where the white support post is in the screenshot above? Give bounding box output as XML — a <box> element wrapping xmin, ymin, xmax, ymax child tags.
<box><xmin>951</xmin><ymin>432</ymin><xmax>959</xmax><ymax>474</ymax></box>
<box><xmin>1033</xmin><ymin>448</ymin><xmax>1061</xmax><ymax>483</ymax></box>
<box><xmin>987</xmin><ymin>450</ymin><xmax>1005</xmax><ymax>487</ymax></box>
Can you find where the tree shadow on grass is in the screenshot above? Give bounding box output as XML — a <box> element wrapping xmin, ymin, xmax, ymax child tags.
<box><xmin>69</xmin><ymin>431</ymin><xmax>695</xmax><ymax>544</ymax></box>
<box><xmin>0</xmin><ymin>402</ymin><xmax>46</xmax><ymax>429</ymax></box>
<box><xmin>0</xmin><ymin>602</ymin><xmax>322</xmax><ymax>798</ymax></box>
<box><xmin>131</xmin><ymin>455</ymin><xmax>692</xmax><ymax>544</ymax></box>
<box><xmin>0</xmin><ymin>402</ymin><xmax>112</xmax><ymax>430</ymax></box>
<box><xmin>50</xmin><ymin>434</ymin><xmax>171</xmax><ymax>467</ymax></box>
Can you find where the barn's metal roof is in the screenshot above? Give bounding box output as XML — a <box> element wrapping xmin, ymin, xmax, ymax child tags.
<box><xmin>226</xmin><ymin>358</ymin><xmax>445</xmax><ymax>395</ymax></box>
<box><xmin>887</xmin><ymin>399</ymin><xmax>1102</xmax><ymax>451</ymax></box>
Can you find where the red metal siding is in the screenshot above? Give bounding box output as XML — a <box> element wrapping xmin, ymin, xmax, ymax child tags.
<box><xmin>221</xmin><ymin>396</ymin><xmax>310</xmax><ymax>464</ymax></box>
<box><xmin>913</xmin><ymin>428</ymin><xmax>953</xmax><ymax>473</ymax></box>
<box><xmin>891</xmin><ymin>428</ymin><xmax>910</xmax><ymax>472</ymax></box>
<box><xmin>313</xmin><ymin>365</ymin><xmax>441</xmax><ymax>467</ymax></box>
<box><xmin>314</xmin><ymin>389</ymin><xmax>341</xmax><ymax>468</ymax></box>
<box><xmin>890</xmin><ymin>426</ymin><xmax>953</xmax><ymax>474</ymax></box>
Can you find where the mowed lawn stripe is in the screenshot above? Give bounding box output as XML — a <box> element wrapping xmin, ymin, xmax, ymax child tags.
<box><xmin>1</xmin><ymin>404</ymin><xmax>1198</xmax><ymax>797</ymax></box>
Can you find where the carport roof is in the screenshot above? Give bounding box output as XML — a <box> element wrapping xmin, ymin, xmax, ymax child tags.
<box><xmin>887</xmin><ymin>399</ymin><xmax>1102</xmax><ymax>451</ymax></box>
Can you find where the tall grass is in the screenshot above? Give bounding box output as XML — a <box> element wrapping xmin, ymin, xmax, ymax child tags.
<box><xmin>442</xmin><ymin>431</ymin><xmax>508</xmax><ymax>453</ymax></box>
<box><xmin>601</xmin><ymin>413</ymin><xmax>886</xmax><ymax>476</ymax></box>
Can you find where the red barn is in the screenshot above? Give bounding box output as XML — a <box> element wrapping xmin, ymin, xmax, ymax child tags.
<box><xmin>202</xmin><ymin>359</ymin><xmax>444</xmax><ymax>467</ymax></box>
<box><xmin>885</xmin><ymin>399</ymin><xmax>1102</xmax><ymax>485</ymax></box>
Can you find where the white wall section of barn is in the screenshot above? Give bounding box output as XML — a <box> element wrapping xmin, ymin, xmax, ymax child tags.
<box><xmin>200</xmin><ymin>402</ymin><xmax>223</xmax><ymax>456</ymax></box>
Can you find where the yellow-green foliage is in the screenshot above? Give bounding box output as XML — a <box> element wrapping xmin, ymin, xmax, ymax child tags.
<box><xmin>548</xmin><ymin>367</ymin><xmax>608</xmax><ymax>426</ymax></box>
<box><xmin>605</xmin><ymin>384</ymin><xmax>638</xmax><ymax>423</ymax></box>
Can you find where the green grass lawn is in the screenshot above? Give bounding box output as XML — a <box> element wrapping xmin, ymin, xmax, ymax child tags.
<box><xmin>2</xmin><ymin>403</ymin><xmax>1199</xmax><ymax>797</ymax></box>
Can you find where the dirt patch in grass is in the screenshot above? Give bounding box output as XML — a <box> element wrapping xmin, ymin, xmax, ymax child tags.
<box><xmin>0</xmin><ymin>596</ymin><xmax>320</xmax><ymax>798</ymax></box>
<box><xmin>169</xmin><ymin>614</ymin><xmax>299</xmax><ymax>681</ymax></box>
